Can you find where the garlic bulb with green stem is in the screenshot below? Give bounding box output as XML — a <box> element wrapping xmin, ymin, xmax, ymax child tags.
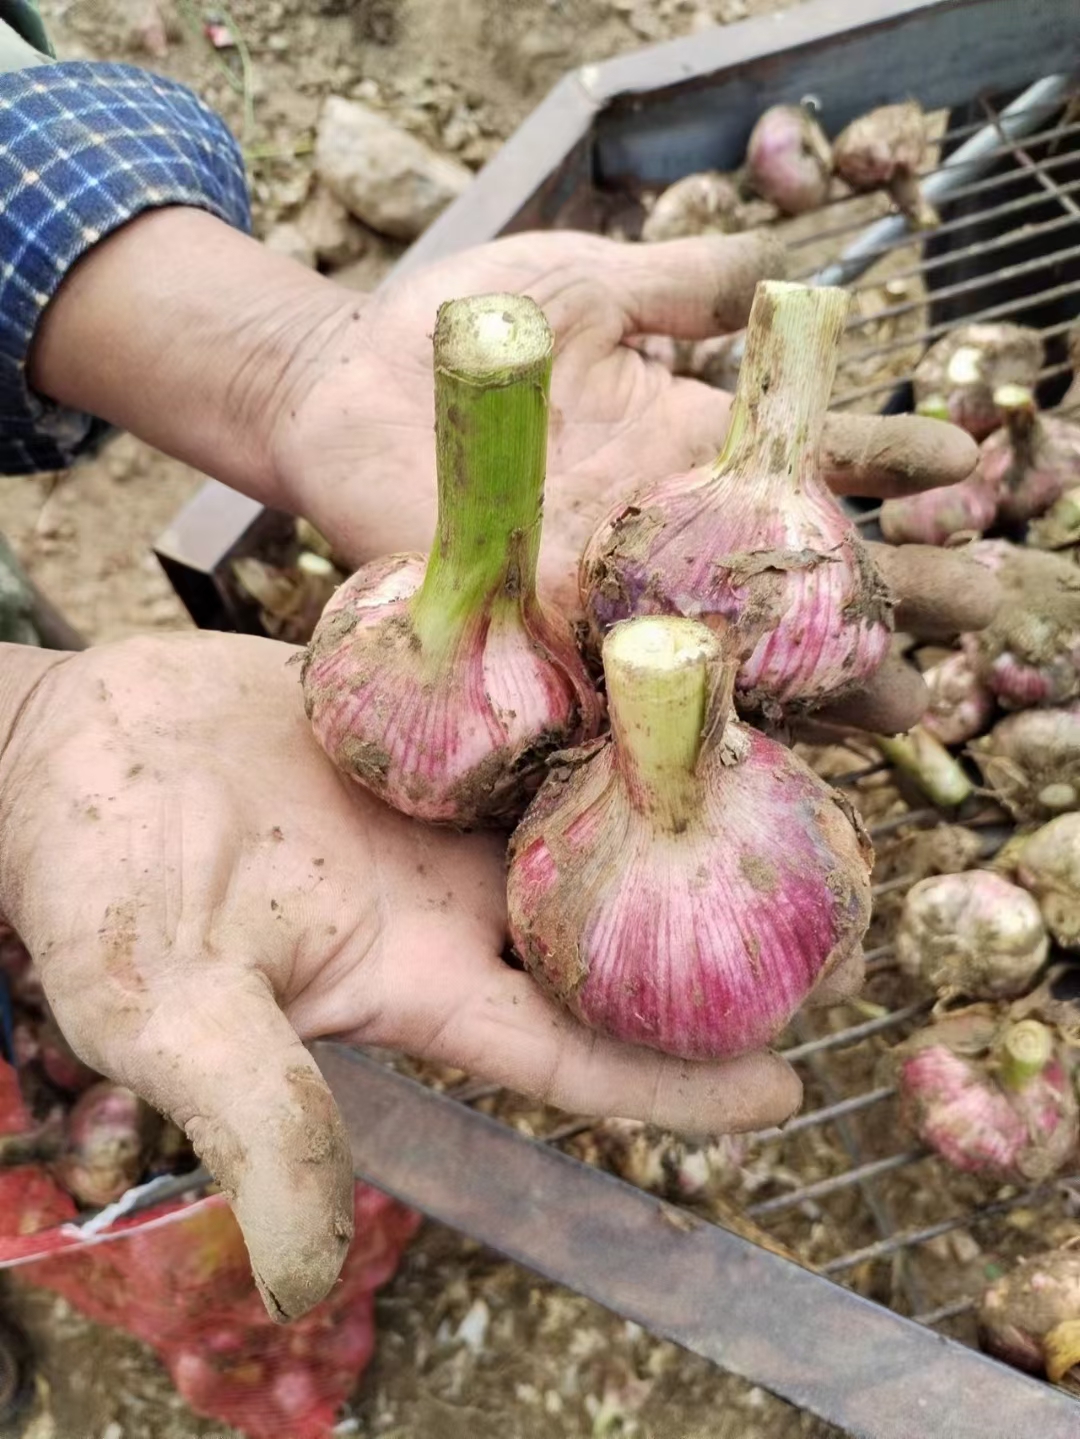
<box><xmin>303</xmin><ymin>294</ymin><xmax>603</xmax><ymax>827</ymax></box>
<box><xmin>981</xmin><ymin>384</ymin><xmax>1080</xmax><ymax>527</ymax></box>
<box><xmin>832</xmin><ymin>102</ymin><xmax>938</xmax><ymax>228</ymax></box>
<box><xmin>912</xmin><ymin>324</ymin><xmax>1043</xmax><ymax>441</ymax></box>
<box><xmin>896</xmin><ymin>1012</ymin><xmax>1078</xmax><ymax>1184</ymax></box>
<box><xmin>580</xmin><ymin>280</ymin><xmax>893</xmax><ymax>716</ymax></box>
<box><xmin>507</xmin><ymin>616</ymin><xmax>872</xmax><ymax>1062</ymax></box>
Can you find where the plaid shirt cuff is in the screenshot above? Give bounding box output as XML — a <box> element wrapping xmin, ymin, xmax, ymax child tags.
<box><xmin>0</xmin><ymin>61</ymin><xmax>251</xmax><ymax>476</ymax></box>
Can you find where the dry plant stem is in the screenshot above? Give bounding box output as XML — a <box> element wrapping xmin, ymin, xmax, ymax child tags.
<box><xmin>875</xmin><ymin>727</ymin><xmax>974</xmax><ymax>808</ymax></box>
<box><xmin>416</xmin><ymin>297</ymin><xmax>553</xmax><ymax>651</ymax></box>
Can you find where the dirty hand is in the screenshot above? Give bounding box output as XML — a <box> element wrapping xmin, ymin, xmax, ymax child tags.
<box><xmin>0</xmin><ymin>635</ymin><xmax>804</xmax><ymax>1321</ymax></box>
<box><xmin>269</xmin><ymin>229</ymin><xmax>1001</xmax><ymax>731</ymax></box>
<box><xmin>32</xmin><ymin>213</ymin><xmax>999</xmax><ymax>735</ymax></box>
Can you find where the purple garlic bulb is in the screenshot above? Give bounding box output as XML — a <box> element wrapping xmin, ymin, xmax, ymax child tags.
<box><xmin>979</xmin><ymin>1250</ymin><xmax>1080</xmax><ymax>1385</ymax></box>
<box><xmin>913</xmin><ymin>325</ymin><xmax>1044</xmax><ymax>441</ymax></box>
<box><xmin>921</xmin><ymin>651</ymin><xmax>994</xmax><ymax>746</ymax></box>
<box><xmin>744</xmin><ymin>105</ymin><xmax>832</xmax><ymax>215</ymax></box>
<box><xmin>832</xmin><ymin>101</ymin><xmax>937</xmax><ymax>227</ymax></box>
<box><xmin>981</xmin><ymin>385</ymin><xmax>1080</xmax><ymax>527</ymax></box>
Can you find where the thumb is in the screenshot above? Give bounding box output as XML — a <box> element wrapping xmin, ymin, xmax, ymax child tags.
<box><xmin>53</xmin><ymin>964</ymin><xmax>354</xmax><ymax>1323</ymax></box>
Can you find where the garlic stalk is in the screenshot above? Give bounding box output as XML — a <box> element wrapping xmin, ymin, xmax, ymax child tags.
<box><xmin>507</xmin><ymin>616</ymin><xmax>872</xmax><ymax>1061</ymax></box>
<box><xmin>303</xmin><ymin>294</ymin><xmax>602</xmax><ymax>827</ymax></box>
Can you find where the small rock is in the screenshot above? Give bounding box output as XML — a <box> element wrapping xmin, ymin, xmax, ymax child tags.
<box><xmin>297</xmin><ymin>184</ymin><xmax>368</xmax><ymax>266</ymax></box>
<box><xmin>315</xmin><ymin>96</ymin><xmax>471</xmax><ymax>240</ymax></box>
<box><xmin>262</xmin><ymin>222</ymin><xmax>317</xmax><ymax>268</ymax></box>
<box><xmin>454</xmin><ymin>1297</ymin><xmax>490</xmax><ymax>1354</ymax></box>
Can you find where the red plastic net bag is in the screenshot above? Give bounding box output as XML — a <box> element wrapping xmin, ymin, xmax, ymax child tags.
<box><xmin>0</xmin><ymin>1057</ymin><xmax>419</xmax><ymax>1438</ymax></box>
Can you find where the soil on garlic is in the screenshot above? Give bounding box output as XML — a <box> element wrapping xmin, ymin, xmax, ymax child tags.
<box><xmin>1</xmin><ymin>2</ymin><xmax>1030</xmax><ymax>1434</ymax></box>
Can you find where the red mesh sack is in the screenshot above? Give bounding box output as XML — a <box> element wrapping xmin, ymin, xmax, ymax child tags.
<box><xmin>0</xmin><ymin>1058</ymin><xmax>419</xmax><ymax>1438</ymax></box>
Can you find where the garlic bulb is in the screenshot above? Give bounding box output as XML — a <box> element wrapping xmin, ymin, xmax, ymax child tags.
<box><xmin>303</xmin><ymin>294</ymin><xmax>602</xmax><ymax>827</ymax></box>
<box><xmin>912</xmin><ymin>324</ymin><xmax>1043</xmax><ymax>441</ymax></box>
<box><xmin>580</xmin><ymin>280</ymin><xmax>893</xmax><ymax>715</ymax></box>
<box><xmin>921</xmin><ymin>651</ymin><xmax>994</xmax><ymax>747</ymax></box>
<box><xmin>979</xmin><ymin>1250</ymin><xmax>1080</xmax><ymax>1386</ymax></box>
<box><xmin>641</xmin><ymin>172</ymin><xmax>745</xmax><ymax>241</ymax></box>
<box><xmin>1028</xmin><ymin>487</ymin><xmax>1080</xmax><ymax>551</ymax></box>
<box><xmin>832</xmin><ymin>101</ymin><xmax>937</xmax><ymax>227</ymax></box>
<box><xmin>879</xmin><ymin>468</ymin><xmax>1000</xmax><ymax>547</ymax></box>
<box><xmin>743</xmin><ymin>105</ymin><xmax>832</xmax><ymax>215</ymax></box>
<box><xmin>507</xmin><ymin>616</ymin><xmax>872</xmax><ymax>1061</ymax></box>
<box><xmin>896</xmin><ymin>1013</ymin><xmax>1078</xmax><ymax>1184</ymax></box>
<box><xmin>1013</xmin><ymin>813</ymin><xmax>1080</xmax><ymax>949</ymax></box>
<box><xmin>981</xmin><ymin>385</ymin><xmax>1080</xmax><ymax>527</ymax></box>
<box><xmin>963</xmin><ymin>542</ymin><xmax>1080</xmax><ymax>710</ymax></box>
<box><xmin>971</xmin><ymin>705</ymin><xmax>1080</xmax><ymax>823</ymax></box>
<box><xmin>896</xmin><ymin>871</ymin><xmax>1048</xmax><ymax>1000</ymax></box>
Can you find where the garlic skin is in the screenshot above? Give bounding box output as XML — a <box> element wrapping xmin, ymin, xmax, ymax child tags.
<box><xmin>303</xmin><ymin>295</ymin><xmax>603</xmax><ymax>827</ymax></box>
<box><xmin>832</xmin><ymin>102</ymin><xmax>937</xmax><ymax>227</ymax></box>
<box><xmin>1014</xmin><ymin>813</ymin><xmax>1080</xmax><ymax>949</ymax></box>
<box><xmin>921</xmin><ymin>651</ymin><xmax>994</xmax><ymax>746</ymax></box>
<box><xmin>896</xmin><ymin>1014</ymin><xmax>1079</xmax><ymax>1184</ymax></box>
<box><xmin>896</xmin><ymin>871</ymin><xmax>1048</xmax><ymax>1000</ymax></box>
<box><xmin>507</xmin><ymin>617</ymin><xmax>872</xmax><ymax>1062</ymax></box>
<box><xmin>581</xmin><ymin>281</ymin><xmax>893</xmax><ymax>714</ymax></box>
<box><xmin>980</xmin><ymin>387</ymin><xmax>1080</xmax><ymax>527</ymax></box>
<box><xmin>912</xmin><ymin>325</ymin><xmax>1043</xmax><ymax>441</ymax></box>
<box><xmin>879</xmin><ymin>468</ymin><xmax>1000</xmax><ymax>547</ymax></box>
<box><xmin>979</xmin><ymin>1251</ymin><xmax>1080</xmax><ymax>1384</ymax></box>
<box><xmin>304</xmin><ymin>554</ymin><xmax>601</xmax><ymax>825</ymax></box>
<box><xmin>744</xmin><ymin>105</ymin><xmax>832</xmax><ymax>215</ymax></box>
<box><xmin>641</xmin><ymin>172</ymin><xmax>745</xmax><ymax>241</ymax></box>
<box><xmin>1028</xmin><ymin>487</ymin><xmax>1080</xmax><ymax>551</ymax></box>
<box><xmin>971</xmin><ymin>705</ymin><xmax>1080</xmax><ymax>823</ymax></box>
<box><xmin>583</xmin><ymin>1118</ymin><xmax>746</xmax><ymax>1202</ymax></box>
<box><xmin>962</xmin><ymin>543</ymin><xmax>1080</xmax><ymax>710</ymax></box>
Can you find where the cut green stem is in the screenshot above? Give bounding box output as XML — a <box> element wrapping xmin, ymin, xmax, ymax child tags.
<box><xmin>875</xmin><ymin>726</ymin><xmax>974</xmax><ymax>809</ymax></box>
<box><xmin>999</xmin><ymin>1019</ymin><xmax>1054</xmax><ymax>1090</ymax></box>
<box><xmin>603</xmin><ymin>617</ymin><xmax>731</xmax><ymax>831</ymax></box>
<box><xmin>712</xmin><ymin>280</ymin><xmax>850</xmax><ymax>494</ymax></box>
<box><xmin>413</xmin><ymin>294</ymin><xmax>554</xmax><ymax>654</ymax></box>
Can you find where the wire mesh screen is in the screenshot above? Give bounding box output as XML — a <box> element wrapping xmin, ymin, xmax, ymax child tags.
<box><xmin>378</xmin><ymin>76</ymin><xmax>1080</xmax><ymax>1366</ymax></box>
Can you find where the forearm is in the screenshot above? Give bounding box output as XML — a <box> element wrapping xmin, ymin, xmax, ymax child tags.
<box><xmin>28</xmin><ymin>208</ymin><xmax>361</xmax><ymax>509</ymax></box>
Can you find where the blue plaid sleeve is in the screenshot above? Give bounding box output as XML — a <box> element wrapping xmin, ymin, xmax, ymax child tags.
<box><xmin>0</xmin><ymin>61</ymin><xmax>251</xmax><ymax>476</ymax></box>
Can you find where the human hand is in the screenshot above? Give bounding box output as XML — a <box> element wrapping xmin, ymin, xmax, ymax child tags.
<box><xmin>0</xmin><ymin>634</ymin><xmax>804</xmax><ymax>1319</ymax></box>
<box><xmin>268</xmin><ymin>229</ymin><xmax>1000</xmax><ymax>730</ymax></box>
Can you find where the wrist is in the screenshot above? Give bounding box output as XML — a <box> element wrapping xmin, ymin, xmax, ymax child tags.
<box><xmin>28</xmin><ymin>209</ymin><xmax>367</xmax><ymax>509</ymax></box>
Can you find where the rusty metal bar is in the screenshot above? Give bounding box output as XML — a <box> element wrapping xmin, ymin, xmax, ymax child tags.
<box><xmin>745</xmin><ymin>1150</ymin><xmax>927</xmax><ymax>1217</ymax></box>
<box><xmin>821</xmin><ymin>1193</ymin><xmax>1041</xmax><ymax>1274</ymax></box>
<box><xmin>781</xmin><ymin>1002</ymin><xmax>929</xmax><ymax>1061</ymax></box>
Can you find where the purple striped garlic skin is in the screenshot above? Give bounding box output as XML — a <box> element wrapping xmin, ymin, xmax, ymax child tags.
<box><xmin>303</xmin><ymin>554</ymin><xmax>602</xmax><ymax>827</ymax></box>
<box><xmin>879</xmin><ymin>467</ymin><xmax>1000</xmax><ymax>547</ymax></box>
<box><xmin>921</xmin><ymin>651</ymin><xmax>994</xmax><ymax>747</ymax></box>
<box><xmin>899</xmin><ymin>1045</ymin><xmax>1029</xmax><ymax>1177</ymax></box>
<box><xmin>507</xmin><ymin>618</ymin><xmax>872</xmax><ymax>1062</ymax></box>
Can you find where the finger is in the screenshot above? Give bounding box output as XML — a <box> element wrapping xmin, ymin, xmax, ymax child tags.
<box><xmin>606</xmin><ymin>231</ymin><xmax>788</xmax><ymax>341</ymax></box>
<box><xmin>51</xmin><ymin>963</ymin><xmax>354</xmax><ymax>1323</ymax></box>
<box><xmin>822</xmin><ymin>413</ymin><xmax>979</xmax><ymax>498</ymax></box>
<box><xmin>815</xmin><ymin>653</ymin><xmax>928</xmax><ymax>734</ymax></box>
<box><xmin>868</xmin><ymin>541</ymin><xmax>1002</xmax><ymax>638</ymax></box>
<box><xmin>352</xmin><ymin>956</ymin><xmax>802</xmax><ymax>1136</ymax></box>
<box><xmin>807</xmin><ymin>945</ymin><xmax>866</xmax><ymax>1008</ymax></box>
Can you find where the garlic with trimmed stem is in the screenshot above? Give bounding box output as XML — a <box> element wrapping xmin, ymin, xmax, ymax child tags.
<box><xmin>895</xmin><ymin>1012</ymin><xmax>1078</xmax><ymax>1184</ymax></box>
<box><xmin>54</xmin><ymin>1082</ymin><xmax>161</xmax><ymax>1208</ymax></box>
<box><xmin>970</xmin><ymin>705</ymin><xmax>1080</xmax><ymax>823</ymax></box>
<box><xmin>507</xmin><ymin>616</ymin><xmax>872</xmax><ymax>1061</ymax></box>
<box><xmin>580</xmin><ymin>280</ymin><xmax>893</xmax><ymax>715</ymax></box>
<box><xmin>832</xmin><ymin>101</ymin><xmax>938</xmax><ymax>227</ymax></box>
<box><xmin>962</xmin><ymin>542</ymin><xmax>1080</xmax><ymax>710</ymax></box>
<box><xmin>743</xmin><ymin>105</ymin><xmax>832</xmax><ymax>215</ymax></box>
<box><xmin>1013</xmin><ymin>812</ymin><xmax>1080</xmax><ymax>949</ymax></box>
<box><xmin>979</xmin><ymin>1250</ymin><xmax>1080</xmax><ymax>1388</ymax></box>
<box><xmin>921</xmin><ymin>650</ymin><xmax>994</xmax><ymax>747</ymax></box>
<box><xmin>981</xmin><ymin>384</ymin><xmax>1080</xmax><ymax>527</ymax></box>
<box><xmin>896</xmin><ymin>871</ymin><xmax>1048</xmax><ymax>1000</ymax></box>
<box><xmin>912</xmin><ymin>324</ymin><xmax>1043</xmax><ymax>441</ymax></box>
<box><xmin>303</xmin><ymin>295</ymin><xmax>603</xmax><ymax>827</ymax></box>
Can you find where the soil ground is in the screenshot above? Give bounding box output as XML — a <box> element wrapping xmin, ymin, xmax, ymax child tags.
<box><xmin>0</xmin><ymin>1</ymin><xmax>903</xmax><ymax>1435</ymax></box>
